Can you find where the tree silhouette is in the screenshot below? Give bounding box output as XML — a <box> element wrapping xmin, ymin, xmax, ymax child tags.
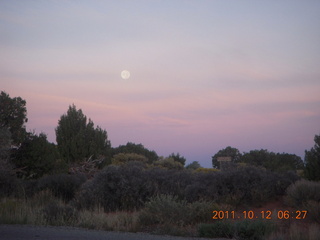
<box><xmin>55</xmin><ymin>104</ymin><xmax>110</xmax><ymax>163</ymax></box>
<box><xmin>305</xmin><ymin>134</ymin><xmax>320</xmax><ymax>181</ymax></box>
<box><xmin>0</xmin><ymin>91</ymin><xmax>27</xmax><ymax>144</ymax></box>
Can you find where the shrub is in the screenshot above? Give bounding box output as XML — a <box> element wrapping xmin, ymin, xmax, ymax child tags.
<box><xmin>285</xmin><ymin>179</ymin><xmax>320</xmax><ymax>207</ymax></box>
<box><xmin>153</xmin><ymin>157</ymin><xmax>184</xmax><ymax>170</ymax></box>
<box><xmin>139</xmin><ymin>194</ymin><xmax>218</xmax><ymax>227</ymax></box>
<box><xmin>111</xmin><ymin>153</ymin><xmax>148</xmax><ymax>165</ymax></box>
<box><xmin>42</xmin><ymin>200</ymin><xmax>78</xmax><ymax>225</ymax></box>
<box><xmin>38</xmin><ymin>173</ymin><xmax>86</xmax><ymax>202</ymax></box>
<box><xmin>198</xmin><ymin>221</ymin><xmax>234</xmax><ymax>238</ymax></box>
<box><xmin>285</xmin><ymin>180</ymin><xmax>320</xmax><ymax>223</ymax></box>
<box><xmin>139</xmin><ymin>195</ymin><xmax>186</xmax><ymax>226</ymax></box>
<box><xmin>146</xmin><ymin>167</ymin><xmax>194</xmax><ymax>198</ymax></box>
<box><xmin>0</xmin><ymin>161</ymin><xmax>21</xmax><ymax>198</ymax></box>
<box><xmin>234</xmin><ymin>220</ymin><xmax>274</xmax><ymax>240</ymax></box>
<box><xmin>186</xmin><ymin>166</ymin><xmax>297</xmax><ymax>207</ymax></box>
<box><xmin>78</xmin><ymin>162</ymin><xmax>153</xmax><ymax>211</ymax></box>
<box><xmin>77</xmin><ymin>162</ymin><xmax>195</xmax><ymax>212</ymax></box>
<box><xmin>187</xmin><ymin>200</ymin><xmax>218</xmax><ymax>224</ymax></box>
<box><xmin>304</xmin><ymin>200</ymin><xmax>320</xmax><ymax>223</ymax></box>
<box><xmin>195</xmin><ymin>168</ymin><xmax>219</xmax><ymax>173</ymax></box>
<box><xmin>11</xmin><ymin>132</ymin><xmax>59</xmax><ymax>179</ymax></box>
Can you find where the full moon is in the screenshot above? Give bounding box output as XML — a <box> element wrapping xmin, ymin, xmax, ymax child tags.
<box><xmin>121</xmin><ymin>70</ymin><xmax>130</xmax><ymax>79</ymax></box>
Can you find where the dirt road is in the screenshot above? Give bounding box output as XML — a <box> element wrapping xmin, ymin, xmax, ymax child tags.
<box><xmin>0</xmin><ymin>225</ymin><xmax>227</xmax><ymax>240</ymax></box>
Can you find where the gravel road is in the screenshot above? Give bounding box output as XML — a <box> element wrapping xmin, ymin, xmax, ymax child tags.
<box><xmin>0</xmin><ymin>225</ymin><xmax>229</xmax><ymax>240</ymax></box>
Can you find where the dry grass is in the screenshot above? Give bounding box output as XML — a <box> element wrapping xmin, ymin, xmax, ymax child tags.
<box><xmin>1</xmin><ymin>190</ymin><xmax>319</xmax><ymax>239</ymax></box>
<box><xmin>266</xmin><ymin>223</ymin><xmax>320</xmax><ymax>240</ymax></box>
<box><xmin>77</xmin><ymin>210</ymin><xmax>139</xmax><ymax>232</ymax></box>
<box><xmin>0</xmin><ymin>190</ymin><xmax>139</xmax><ymax>232</ymax></box>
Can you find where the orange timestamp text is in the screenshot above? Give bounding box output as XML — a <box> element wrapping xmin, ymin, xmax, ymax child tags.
<box><xmin>212</xmin><ymin>210</ymin><xmax>307</xmax><ymax>220</ymax></box>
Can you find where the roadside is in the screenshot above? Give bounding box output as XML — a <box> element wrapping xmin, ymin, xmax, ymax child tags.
<box><xmin>0</xmin><ymin>225</ymin><xmax>230</xmax><ymax>240</ymax></box>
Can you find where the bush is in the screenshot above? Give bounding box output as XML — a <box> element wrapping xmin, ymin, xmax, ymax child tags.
<box><xmin>11</xmin><ymin>132</ymin><xmax>59</xmax><ymax>179</ymax></box>
<box><xmin>78</xmin><ymin>162</ymin><xmax>154</xmax><ymax>211</ymax></box>
<box><xmin>234</xmin><ymin>220</ymin><xmax>274</xmax><ymax>240</ymax></box>
<box><xmin>188</xmin><ymin>200</ymin><xmax>218</xmax><ymax>224</ymax></box>
<box><xmin>42</xmin><ymin>200</ymin><xmax>78</xmax><ymax>225</ymax></box>
<box><xmin>38</xmin><ymin>173</ymin><xmax>86</xmax><ymax>202</ymax></box>
<box><xmin>111</xmin><ymin>153</ymin><xmax>148</xmax><ymax>165</ymax></box>
<box><xmin>304</xmin><ymin>200</ymin><xmax>320</xmax><ymax>223</ymax></box>
<box><xmin>139</xmin><ymin>194</ymin><xmax>218</xmax><ymax>227</ymax></box>
<box><xmin>78</xmin><ymin>163</ymin><xmax>195</xmax><ymax>212</ymax></box>
<box><xmin>186</xmin><ymin>166</ymin><xmax>297</xmax><ymax>207</ymax></box>
<box><xmin>198</xmin><ymin>221</ymin><xmax>234</xmax><ymax>238</ymax></box>
<box><xmin>0</xmin><ymin>161</ymin><xmax>21</xmax><ymax>198</ymax></box>
<box><xmin>78</xmin><ymin>165</ymin><xmax>298</xmax><ymax>213</ymax></box>
<box><xmin>139</xmin><ymin>195</ymin><xmax>186</xmax><ymax>226</ymax></box>
<box><xmin>285</xmin><ymin>179</ymin><xmax>320</xmax><ymax>207</ymax></box>
<box><xmin>146</xmin><ymin>167</ymin><xmax>194</xmax><ymax>198</ymax></box>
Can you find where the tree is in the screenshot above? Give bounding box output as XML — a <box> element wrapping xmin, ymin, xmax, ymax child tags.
<box><xmin>112</xmin><ymin>142</ymin><xmax>158</xmax><ymax>164</ymax></box>
<box><xmin>154</xmin><ymin>157</ymin><xmax>184</xmax><ymax>170</ymax></box>
<box><xmin>241</xmin><ymin>149</ymin><xmax>274</xmax><ymax>169</ymax></box>
<box><xmin>240</xmin><ymin>149</ymin><xmax>304</xmax><ymax>172</ymax></box>
<box><xmin>274</xmin><ymin>153</ymin><xmax>304</xmax><ymax>172</ymax></box>
<box><xmin>11</xmin><ymin>132</ymin><xmax>59</xmax><ymax>179</ymax></box>
<box><xmin>0</xmin><ymin>127</ymin><xmax>11</xmax><ymax>161</ymax></box>
<box><xmin>212</xmin><ymin>146</ymin><xmax>242</xmax><ymax>169</ymax></box>
<box><xmin>111</xmin><ymin>153</ymin><xmax>148</xmax><ymax>165</ymax></box>
<box><xmin>0</xmin><ymin>127</ymin><xmax>20</xmax><ymax>197</ymax></box>
<box><xmin>168</xmin><ymin>152</ymin><xmax>186</xmax><ymax>166</ymax></box>
<box><xmin>186</xmin><ymin>161</ymin><xmax>202</xmax><ymax>170</ymax></box>
<box><xmin>55</xmin><ymin>104</ymin><xmax>111</xmax><ymax>163</ymax></box>
<box><xmin>304</xmin><ymin>134</ymin><xmax>320</xmax><ymax>181</ymax></box>
<box><xmin>0</xmin><ymin>91</ymin><xmax>27</xmax><ymax>144</ymax></box>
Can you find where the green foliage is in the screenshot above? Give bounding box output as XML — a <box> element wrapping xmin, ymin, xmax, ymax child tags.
<box><xmin>0</xmin><ymin>127</ymin><xmax>19</xmax><ymax>198</ymax></box>
<box><xmin>198</xmin><ymin>221</ymin><xmax>234</xmax><ymax>238</ymax></box>
<box><xmin>0</xmin><ymin>160</ymin><xmax>21</xmax><ymax>198</ymax></box>
<box><xmin>240</xmin><ymin>149</ymin><xmax>303</xmax><ymax>172</ymax></box>
<box><xmin>37</xmin><ymin>173</ymin><xmax>86</xmax><ymax>202</ymax></box>
<box><xmin>285</xmin><ymin>179</ymin><xmax>320</xmax><ymax>207</ymax></box>
<box><xmin>0</xmin><ymin>127</ymin><xmax>12</xmax><ymax>160</ymax></box>
<box><xmin>77</xmin><ymin>164</ymin><xmax>194</xmax><ymax>211</ymax></box>
<box><xmin>0</xmin><ymin>91</ymin><xmax>27</xmax><ymax>144</ymax></box>
<box><xmin>188</xmin><ymin>200</ymin><xmax>219</xmax><ymax>224</ymax></box>
<box><xmin>234</xmin><ymin>220</ymin><xmax>274</xmax><ymax>240</ymax></box>
<box><xmin>55</xmin><ymin>104</ymin><xmax>111</xmax><ymax>163</ymax></box>
<box><xmin>275</xmin><ymin>153</ymin><xmax>304</xmax><ymax>171</ymax></box>
<box><xmin>112</xmin><ymin>142</ymin><xmax>158</xmax><ymax>164</ymax></box>
<box><xmin>285</xmin><ymin>179</ymin><xmax>320</xmax><ymax>223</ymax></box>
<box><xmin>212</xmin><ymin>146</ymin><xmax>242</xmax><ymax>169</ymax></box>
<box><xmin>304</xmin><ymin>134</ymin><xmax>320</xmax><ymax>181</ymax></box>
<box><xmin>111</xmin><ymin>153</ymin><xmax>148</xmax><ymax>165</ymax></box>
<box><xmin>154</xmin><ymin>157</ymin><xmax>184</xmax><ymax>170</ymax></box>
<box><xmin>185</xmin><ymin>161</ymin><xmax>201</xmax><ymax>170</ymax></box>
<box><xmin>11</xmin><ymin>132</ymin><xmax>59</xmax><ymax>179</ymax></box>
<box><xmin>168</xmin><ymin>153</ymin><xmax>186</xmax><ymax>166</ymax></box>
<box><xmin>195</xmin><ymin>167</ymin><xmax>219</xmax><ymax>173</ymax></box>
<box><xmin>139</xmin><ymin>194</ymin><xmax>218</xmax><ymax>227</ymax></box>
<box><xmin>147</xmin><ymin>167</ymin><xmax>194</xmax><ymax>198</ymax></box>
<box><xmin>139</xmin><ymin>195</ymin><xmax>186</xmax><ymax>226</ymax></box>
<box><xmin>78</xmin><ymin>162</ymin><xmax>153</xmax><ymax>211</ymax></box>
<box><xmin>185</xmin><ymin>166</ymin><xmax>298</xmax><ymax>206</ymax></box>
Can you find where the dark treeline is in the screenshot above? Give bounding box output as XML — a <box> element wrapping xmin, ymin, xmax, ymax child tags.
<box><xmin>1</xmin><ymin>90</ymin><xmax>320</xmax><ymax>211</ymax></box>
<box><xmin>76</xmin><ymin>162</ymin><xmax>298</xmax><ymax>212</ymax></box>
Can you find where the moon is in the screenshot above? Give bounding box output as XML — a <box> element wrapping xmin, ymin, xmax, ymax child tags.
<box><xmin>121</xmin><ymin>70</ymin><xmax>130</xmax><ymax>79</ymax></box>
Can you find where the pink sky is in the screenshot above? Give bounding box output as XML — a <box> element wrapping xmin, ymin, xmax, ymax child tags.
<box><xmin>1</xmin><ymin>1</ymin><xmax>320</xmax><ymax>167</ymax></box>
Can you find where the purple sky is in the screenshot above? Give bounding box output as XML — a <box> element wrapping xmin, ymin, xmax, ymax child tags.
<box><xmin>1</xmin><ymin>1</ymin><xmax>320</xmax><ymax>167</ymax></box>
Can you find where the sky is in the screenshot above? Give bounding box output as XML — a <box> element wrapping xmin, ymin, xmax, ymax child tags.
<box><xmin>1</xmin><ymin>0</ymin><xmax>320</xmax><ymax>167</ymax></box>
